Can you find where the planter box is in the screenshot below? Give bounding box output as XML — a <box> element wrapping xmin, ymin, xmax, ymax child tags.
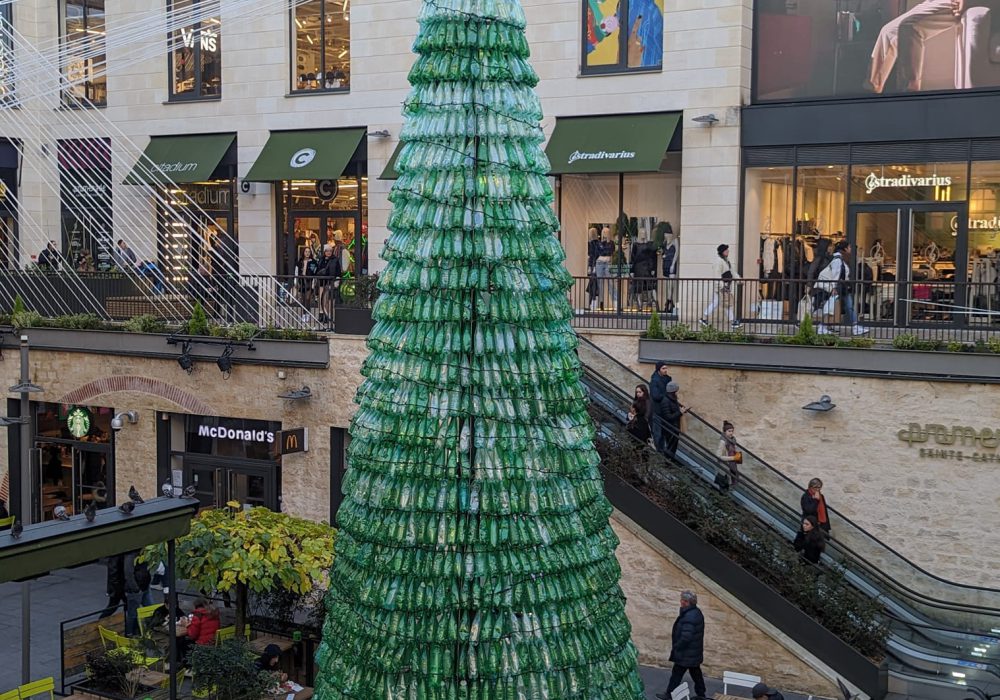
<box><xmin>334</xmin><ymin>307</ymin><xmax>374</xmax><ymax>336</ymax></box>
<box><xmin>7</xmin><ymin>328</ymin><xmax>330</xmax><ymax>368</ymax></box>
<box><xmin>638</xmin><ymin>338</ymin><xmax>1000</xmax><ymax>383</ymax></box>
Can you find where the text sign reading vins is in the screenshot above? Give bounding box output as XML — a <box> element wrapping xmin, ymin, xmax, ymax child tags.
<box><xmin>278</xmin><ymin>427</ymin><xmax>308</xmax><ymax>455</ymax></box>
<box><xmin>898</xmin><ymin>423</ymin><xmax>1000</xmax><ymax>462</ymax></box>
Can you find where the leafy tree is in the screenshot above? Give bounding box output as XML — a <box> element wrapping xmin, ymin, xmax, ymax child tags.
<box><xmin>144</xmin><ymin>504</ymin><xmax>335</xmax><ymax>637</ymax></box>
<box><xmin>313</xmin><ymin>1</ymin><xmax>645</xmax><ymax>698</ymax></box>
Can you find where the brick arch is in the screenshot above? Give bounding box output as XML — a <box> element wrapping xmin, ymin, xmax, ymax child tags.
<box><xmin>58</xmin><ymin>376</ymin><xmax>213</xmax><ymax>415</ymax></box>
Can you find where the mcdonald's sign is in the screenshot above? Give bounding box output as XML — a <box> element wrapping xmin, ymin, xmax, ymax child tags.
<box><xmin>278</xmin><ymin>427</ymin><xmax>308</xmax><ymax>455</ymax></box>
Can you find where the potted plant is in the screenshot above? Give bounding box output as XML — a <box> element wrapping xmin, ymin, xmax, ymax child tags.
<box><xmin>190</xmin><ymin>639</ymin><xmax>273</xmax><ymax>700</ymax></box>
<box><xmin>75</xmin><ymin>648</ymin><xmax>152</xmax><ymax>700</ymax></box>
<box><xmin>334</xmin><ymin>273</ymin><xmax>379</xmax><ymax>336</ymax></box>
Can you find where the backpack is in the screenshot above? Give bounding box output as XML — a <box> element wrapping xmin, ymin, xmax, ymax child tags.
<box><xmin>133</xmin><ymin>561</ymin><xmax>151</xmax><ymax>590</ymax></box>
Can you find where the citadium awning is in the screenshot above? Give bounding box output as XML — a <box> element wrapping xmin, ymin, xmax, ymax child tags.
<box><xmin>124</xmin><ymin>133</ymin><xmax>236</xmax><ymax>185</ymax></box>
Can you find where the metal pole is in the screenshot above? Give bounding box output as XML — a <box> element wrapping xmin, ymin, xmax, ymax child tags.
<box><xmin>167</xmin><ymin>539</ymin><xmax>177</xmax><ymax>700</ymax></box>
<box><xmin>19</xmin><ymin>335</ymin><xmax>31</xmax><ymax>684</ymax></box>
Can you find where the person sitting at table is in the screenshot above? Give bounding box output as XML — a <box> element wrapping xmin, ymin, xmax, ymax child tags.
<box><xmin>175</xmin><ymin>598</ymin><xmax>220</xmax><ymax>665</ymax></box>
<box><xmin>254</xmin><ymin>644</ymin><xmax>288</xmax><ymax>683</ymax></box>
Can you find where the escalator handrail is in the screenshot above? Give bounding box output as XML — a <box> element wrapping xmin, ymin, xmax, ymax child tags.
<box><xmin>584</xmin><ymin>365</ymin><xmax>1000</xmax><ymax>622</ymax></box>
<box><xmin>577</xmin><ymin>335</ymin><xmax>1000</xmax><ymax>596</ymax></box>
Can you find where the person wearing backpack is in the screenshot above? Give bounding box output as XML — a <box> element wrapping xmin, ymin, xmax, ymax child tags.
<box><xmin>123</xmin><ymin>550</ymin><xmax>153</xmax><ymax>637</ymax></box>
<box><xmin>699</xmin><ymin>244</ymin><xmax>741</xmax><ymax>329</ymax></box>
<box><xmin>813</xmin><ymin>241</ymin><xmax>868</xmax><ymax>336</ymax></box>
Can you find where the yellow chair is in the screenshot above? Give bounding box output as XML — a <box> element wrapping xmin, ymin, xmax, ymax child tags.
<box><xmin>0</xmin><ymin>688</ymin><xmax>20</xmax><ymax>700</ymax></box>
<box><xmin>0</xmin><ymin>516</ymin><xmax>13</xmax><ymax>530</ymax></box>
<box><xmin>18</xmin><ymin>678</ymin><xmax>54</xmax><ymax>700</ymax></box>
<box><xmin>214</xmin><ymin>625</ymin><xmax>250</xmax><ymax>645</ymax></box>
<box><xmin>98</xmin><ymin>626</ymin><xmax>161</xmax><ymax>669</ymax></box>
<box><xmin>97</xmin><ymin>625</ymin><xmax>117</xmax><ymax>650</ymax></box>
<box><xmin>136</xmin><ymin>604</ymin><xmax>162</xmax><ymax>637</ymax></box>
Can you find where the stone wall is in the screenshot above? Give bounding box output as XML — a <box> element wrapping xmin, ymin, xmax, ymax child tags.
<box><xmin>585</xmin><ymin>332</ymin><xmax>1000</xmax><ymax>588</ymax></box>
<box><xmin>0</xmin><ymin>334</ymin><xmax>369</xmax><ymax>523</ymax></box>
<box><xmin>612</xmin><ymin>513</ymin><xmax>841</xmax><ymax>699</ymax></box>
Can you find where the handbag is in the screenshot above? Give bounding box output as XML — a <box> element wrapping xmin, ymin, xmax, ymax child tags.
<box><xmin>821</xmin><ymin>292</ymin><xmax>838</xmax><ymax>316</ymax></box>
<box><xmin>732</xmin><ymin>451</ymin><xmax>743</xmax><ymax>464</ymax></box>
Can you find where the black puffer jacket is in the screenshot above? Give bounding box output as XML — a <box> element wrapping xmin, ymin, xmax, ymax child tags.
<box><xmin>669</xmin><ymin>604</ymin><xmax>705</xmax><ymax>667</ymax></box>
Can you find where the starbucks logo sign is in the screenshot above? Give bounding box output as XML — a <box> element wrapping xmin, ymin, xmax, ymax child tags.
<box><xmin>67</xmin><ymin>407</ymin><xmax>91</xmax><ymax>438</ymax></box>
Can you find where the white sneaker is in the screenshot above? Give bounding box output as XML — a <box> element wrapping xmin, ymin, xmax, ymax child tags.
<box><xmin>815</xmin><ymin>323</ymin><xmax>829</xmax><ymax>335</ymax></box>
<box><xmin>698</xmin><ymin>319</ymin><xmax>709</xmax><ymax>328</ymax></box>
<box><xmin>852</xmin><ymin>324</ymin><xmax>869</xmax><ymax>336</ymax></box>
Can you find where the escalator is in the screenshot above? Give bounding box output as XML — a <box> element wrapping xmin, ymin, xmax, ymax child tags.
<box><xmin>577</xmin><ymin>336</ymin><xmax>1000</xmax><ymax>700</ymax></box>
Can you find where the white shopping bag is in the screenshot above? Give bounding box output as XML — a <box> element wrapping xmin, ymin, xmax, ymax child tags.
<box><xmin>821</xmin><ymin>293</ymin><xmax>838</xmax><ymax>316</ymax></box>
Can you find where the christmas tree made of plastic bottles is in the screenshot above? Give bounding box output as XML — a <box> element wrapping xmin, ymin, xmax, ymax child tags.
<box><xmin>314</xmin><ymin>1</ymin><xmax>645</xmax><ymax>698</ymax></box>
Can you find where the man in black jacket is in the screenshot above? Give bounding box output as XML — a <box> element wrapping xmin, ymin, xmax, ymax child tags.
<box><xmin>648</xmin><ymin>362</ymin><xmax>672</xmax><ymax>454</ymax></box>
<box><xmin>657</xmin><ymin>590</ymin><xmax>707</xmax><ymax>700</ymax></box>
<box><xmin>98</xmin><ymin>554</ymin><xmax>126</xmax><ymax>619</ymax></box>
<box><xmin>752</xmin><ymin>682</ymin><xmax>785</xmax><ymax>700</ymax></box>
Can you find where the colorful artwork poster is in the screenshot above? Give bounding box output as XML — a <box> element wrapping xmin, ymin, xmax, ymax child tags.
<box><xmin>585</xmin><ymin>0</ymin><xmax>663</xmax><ymax>70</ymax></box>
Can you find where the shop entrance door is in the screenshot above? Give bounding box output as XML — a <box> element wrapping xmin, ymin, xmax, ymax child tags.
<box><xmin>288</xmin><ymin>213</ymin><xmax>360</xmax><ymax>275</ymax></box>
<box><xmin>185</xmin><ymin>459</ymin><xmax>277</xmax><ymax>512</ymax></box>
<box><xmin>848</xmin><ymin>203</ymin><xmax>967</xmax><ymax>327</ymax></box>
<box><xmin>35</xmin><ymin>442</ymin><xmax>112</xmax><ymax>521</ymax></box>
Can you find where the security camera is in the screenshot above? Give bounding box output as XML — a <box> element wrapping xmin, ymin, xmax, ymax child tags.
<box><xmin>111</xmin><ymin>411</ymin><xmax>138</xmax><ymax>431</ymax></box>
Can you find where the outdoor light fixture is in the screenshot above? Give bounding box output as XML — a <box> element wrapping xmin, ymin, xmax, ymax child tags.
<box><xmin>177</xmin><ymin>341</ymin><xmax>194</xmax><ymax>374</ymax></box>
<box><xmin>803</xmin><ymin>395</ymin><xmax>836</xmax><ymax>412</ymax></box>
<box><xmin>368</xmin><ymin>129</ymin><xmax>391</xmax><ymax>138</ymax></box>
<box><xmin>0</xmin><ymin>416</ymin><xmax>27</xmax><ymax>426</ymax></box>
<box><xmin>111</xmin><ymin>411</ymin><xmax>139</xmax><ymax>431</ymax></box>
<box><xmin>278</xmin><ymin>385</ymin><xmax>313</xmax><ymax>401</ymax></box>
<box><xmin>8</xmin><ymin>380</ymin><xmax>43</xmax><ymax>394</ymax></box>
<box><xmin>216</xmin><ymin>344</ymin><xmax>235</xmax><ymax>377</ymax></box>
<box><xmin>692</xmin><ymin>113</ymin><xmax>719</xmax><ymax>125</ymax></box>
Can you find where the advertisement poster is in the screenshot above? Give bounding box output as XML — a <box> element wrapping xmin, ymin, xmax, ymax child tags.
<box><xmin>755</xmin><ymin>0</ymin><xmax>1000</xmax><ymax>101</ymax></box>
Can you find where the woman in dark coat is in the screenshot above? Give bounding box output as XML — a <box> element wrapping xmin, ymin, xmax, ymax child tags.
<box><xmin>794</xmin><ymin>515</ymin><xmax>827</xmax><ymax>565</ymax></box>
<box><xmin>661</xmin><ymin>381</ymin><xmax>687</xmax><ymax>460</ymax></box>
<box><xmin>648</xmin><ymin>362</ymin><xmax>672</xmax><ymax>453</ymax></box>
<box><xmin>800</xmin><ymin>477</ymin><xmax>832</xmax><ymax>534</ymax></box>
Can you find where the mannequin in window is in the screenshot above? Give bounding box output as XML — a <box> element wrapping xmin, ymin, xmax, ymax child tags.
<box><xmin>656</xmin><ymin>222</ymin><xmax>678</xmax><ymax>314</ymax></box>
<box><xmin>594</xmin><ymin>226</ymin><xmax>616</xmax><ymax>310</ymax></box>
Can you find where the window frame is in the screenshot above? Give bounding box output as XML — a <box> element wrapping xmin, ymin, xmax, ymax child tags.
<box><xmin>289</xmin><ymin>0</ymin><xmax>350</xmax><ymax>95</ymax></box>
<box><xmin>580</xmin><ymin>0</ymin><xmax>663</xmax><ymax>77</ymax></box>
<box><xmin>59</xmin><ymin>0</ymin><xmax>106</xmax><ymax>108</ymax></box>
<box><xmin>167</xmin><ymin>0</ymin><xmax>222</xmax><ymax>103</ymax></box>
<box><xmin>0</xmin><ymin>4</ymin><xmax>13</xmax><ymax>103</ymax></box>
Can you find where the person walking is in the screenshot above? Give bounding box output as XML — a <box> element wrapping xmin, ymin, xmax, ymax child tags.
<box><xmin>295</xmin><ymin>246</ymin><xmax>319</xmax><ymax>321</ymax></box>
<box><xmin>752</xmin><ymin>682</ymin><xmax>786</xmax><ymax>700</ymax></box>
<box><xmin>656</xmin><ymin>590</ymin><xmax>707</xmax><ymax>700</ymax></box>
<box><xmin>661</xmin><ymin>381</ymin><xmax>687</xmax><ymax>460</ymax></box>
<box><xmin>37</xmin><ymin>241</ymin><xmax>62</xmax><ymax>271</ymax></box>
<box><xmin>99</xmin><ymin>554</ymin><xmax>126</xmax><ymax>619</ymax></box>
<box><xmin>648</xmin><ymin>362</ymin><xmax>673</xmax><ymax>454</ymax></box>
<box><xmin>716</xmin><ymin>420</ymin><xmax>742</xmax><ymax>486</ymax></box>
<box><xmin>123</xmin><ymin>550</ymin><xmax>153</xmax><ymax>636</ymax></box>
<box><xmin>316</xmin><ymin>244</ymin><xmax>343</xmax><ymax>325</ymax></box>
<box><xmin>814</xmin><ymin>241</ymin><xmax>867</xmax><ymax>336</ymax></box>
<box><xmin>801</xmin><ymin>477</ymin><xmax>832</xmax><ymax>536</ymax></box>
<box><xmin>794</xmin><ymin>515</ymin><xmax>827</xmax><ymax>565</ymax></box>
<box><xmin>700</xmin><ymin>243</ymin><xmax>740</xmax><ymax>329</ymax></box>
<box><xmin>116</xmin><ymin>239</ymin><xmax>138</xmax><ymax>269</ymax></box>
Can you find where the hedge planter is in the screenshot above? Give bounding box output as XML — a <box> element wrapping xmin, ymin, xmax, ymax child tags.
<box><xmin>639</xmin><ymin>338</ymin><xmax>1000</xmax><ymax>383</ymax></box>
<box><xmin>334</xmin><ymin>306</ymin><xmax>374</xmax><ymax>336</ymax></box>
<box><xmin>8</xmin><ymin>328</ymin><xmax>330</xmax><ymax>368</ymax></box>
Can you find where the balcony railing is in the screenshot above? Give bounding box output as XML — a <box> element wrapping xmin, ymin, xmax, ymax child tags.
<box><xmin>569</xmin><ymin>275</ymin><xmax>1000</xmax><ymax>343</ymax></box>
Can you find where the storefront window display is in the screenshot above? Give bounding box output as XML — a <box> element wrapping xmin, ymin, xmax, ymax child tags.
<box><xmin>291</xmin><ymin>0</ymin><xmax>350</xmax><ymax>92</ymax></box>
<box><xmin>0</xmin><ymin>3</ymin><xmax>13</xmax><ymax>101</ymax></box>
<box><xmin>33</xmin><ymin>401</ymin><xmax>114</xmax><ymax>522</ymax></box>
<box><xmin>61</xmin><ymin>0</ymin><xmax>106</xmax><ymax>106</ymax></box>
<box><xmin>164</xmin><ymin>413</ymin><xmax>281</xmax><ymax>511</ymax></box>
<box><xmin>742</xmin><ymin>150</ymin><xmax>1000</xmax><ymax>326</ymax></box>
<box><xmin>0</xmin><ymin>139</ymin><xmax>18</xmax><ymax>269</ymax></box>
<box><xmin>278</xmin><ymin>176</ymin><xmax>367</xmax><ymax>278</ymax></box>
<box><xmin>169</xmin><ymin>0</ymin><xmax>221</xmax><ymax>100</ymax></box>
<box><xmin>59</xmin><ymin>138</ymin><xmax>114</xmax><ymax>272</ymax></box>
<box><xmin>158</xmin><ymin>181</ymin><xmax>237</xmax><ymax>283</ymax></box>
<box><xmin>582</xmin><ymin>0</ymin><xmax>664</xmax><ymax>74</ymax></box>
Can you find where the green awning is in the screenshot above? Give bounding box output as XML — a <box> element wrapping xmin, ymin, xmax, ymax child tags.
<box><xmin>379</xmin><ymin>141</ymin><xmax>405</xmax><ymax>180</ymax></box>
<box><xmin>545</xmin><ymin>112</ymin><xmax>680</xmax><ymax>175</ymax></box>
<box><xmin>245</xmin><ymin>128</ymin><xmax>366</xmax><ymax>181</ymax></box>
<box><xmin>125</xmin><ymin>133</ymin><xmax>236</xmax><ymax>185</ymax></box>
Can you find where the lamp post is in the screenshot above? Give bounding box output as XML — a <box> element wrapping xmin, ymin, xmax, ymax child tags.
<box><xmin>9</xmin><ymin>335</ymin><xmax>43</xmax><ymax>683</ymax></box>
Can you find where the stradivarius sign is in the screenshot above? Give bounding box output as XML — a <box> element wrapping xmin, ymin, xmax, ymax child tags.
<box><xmin>568</xmin><ymin>150</ymin><xmax>636</xmax><ymax>165</ymax></box>
<box><xmin>864</xmin><ymin>172</ymin><xmax>952</xmax><ymax>194</ymax></box>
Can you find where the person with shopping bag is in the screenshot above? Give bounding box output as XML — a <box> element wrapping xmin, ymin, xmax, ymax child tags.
<box><xmin>812</xmin><ymin>241</ymin><xmax>868</xmax><ymax>336</ymax></box>
<box><xmin>699</xmin><ymin>244</ymin><xmax>741</xmax><ymax>329</ymax></box>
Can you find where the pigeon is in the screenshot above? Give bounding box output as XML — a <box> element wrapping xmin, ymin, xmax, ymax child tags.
<box><xmin>10</xmin><ymin>519</ymin><xmax>22</xmax><ymax>538</ymax></box>
<box><xmin>84</xmin><ymin>502</ymin><xmax>97</xmax><ymax>523</ymax></box>
<box><xmin>53</xmin><ymin>505</ymin><xmax>70</xmax><ymax>521</ymax></box>
<box><xmin>182</xmin><ymin>485</ymin><xmax>197</xmax><ymax>499</ymax></box>
<box><xmin>128</xmin><ymin>485</ymin><xmax>144</xmax><ymax>504</ymax></box>
<box><xmin>119</xmin><ymin>501</ymin><xmax>135</xmax><ymax>515</ymax></box>
<box><xmin>161</xmin><ymin>480</ymin><xmax>174</xmax><ymax>498</ymax></box>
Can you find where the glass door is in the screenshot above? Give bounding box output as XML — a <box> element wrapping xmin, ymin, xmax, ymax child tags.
<box><xmin>74</xmin><ymin>447</ymin><xmax>110</xmax><ymax>513</ymax></box>
<box><xmin>849</xmin><ymin>206</ymin><xmax>900</xmax><ymax>325</ymax></box>
<box><xmin>185</xmin><ymin>459</ymin><xmax>278</xmax><ymax>511</ymax></box>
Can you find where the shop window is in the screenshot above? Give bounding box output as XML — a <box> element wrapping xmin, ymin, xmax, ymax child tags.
<box><xmin>61</xmin><ymin>0</ymin><xmax>106</xmax><ymax>107</ymax></box>
<box><xmin>969</xmin><ymin>162</ymin><xmax>1000</xmax><ymax>300</ymax></box>
<box><xmin>157</xmin><ymin>182</ymin><xmax>236</xmax><ymax>282</ymax></box>
<box><xmin>560</xmin><ymin>174</ymin><xmax>621</xmax><ymax>280</ymax></box>
<box><xmin>582</xmin><ymin>0</ymin><xmax>663</xmax><ymax>75</ymax></box>
<box><xmin>796</xmin><ymin>165</ymin><xmax>847</xmax><ymax>238</ymax></box>
<box><xmin>169</xmin><ymin>0</ymin><xmax>221</xmax><ymax>101</ymax></box>
<box><xmin>292</xmin><ymin>0</ymin><xmax>350</xmax><ymax>93</ymax></box>
<box><xmin>743</xmin><ymin>167</ymin><xmax>794</xmax><ymax>278</ymax></box>
<box><xmin>0</xmin><ymin>4</ymin><xmax>14</xmax><ymax>102</ymax></box>
<box><xmin>850</xmin><ymin>163</ymin><xmax>967</xmax><ymax>203</ymax></box>
<box><xmin>280</xmin><ymin>177</ymin><xmax>367</xmax><ymax>277</ymax></box>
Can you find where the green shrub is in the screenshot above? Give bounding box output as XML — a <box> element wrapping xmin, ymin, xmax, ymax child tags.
<box><xmin>225</xmin><ymin>322</ymin><xmax>259</xmax><ymax>341</ymax></box>
<box><xmin>892</xmin><ymin>333</ymin><xmax>918</xmax><ymax>350</ymax></box>
<box><xmin>190</xmin><ymin>639</ymin><xmax>272</xmax><ymax>700</ymax></box>
<box><xmin>848</xmin><ymin>337</ymin><xmax>876</xmax><ymax>349</ymax></box>
<box><xmin>186</xmin><ymin>301</ymin><xmax>210</xmax><ymax>336</ymax></box>
<box><xmin>123</xmin><ymin>314</ymin><xmax>167</xmax><ymax>334</ymax></box>
<box><xmin>12</xmin><ymin>309</ymin><xmax>41</xmax><ymax>329</ymax></box>
<box><xmin>663</xmin><ymin>323</ymin><xmax>696</xmax><ymax>341</ymax></box>
<box><xmin>697</xmin><ymin>324</ymin><xmax>721</xmax><ymax>342</ymax></box>
<box><xmin>646</xmin><ymin>309</ymin><xmax>664</xmax><ymax>339</ymax></box>
<box><xmin>12</xmin><ymin>295</ymin><xmax>25</xmax><ymax>316</ymax></box>
<box><xmin>46</xmin><ymin>313</ymin><xmax>107</xmax><ymax>330</ymax></box>
<box><xmin>987</xmin><ymin>336</ymin><xmax>1000</xmax><ymax>354</ymax></box>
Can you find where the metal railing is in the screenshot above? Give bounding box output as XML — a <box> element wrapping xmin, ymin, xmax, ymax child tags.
<box><xmin>569</xmin><ymin>275</ymin><xmax>1000</xmax><ymax>343</ymax></box>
